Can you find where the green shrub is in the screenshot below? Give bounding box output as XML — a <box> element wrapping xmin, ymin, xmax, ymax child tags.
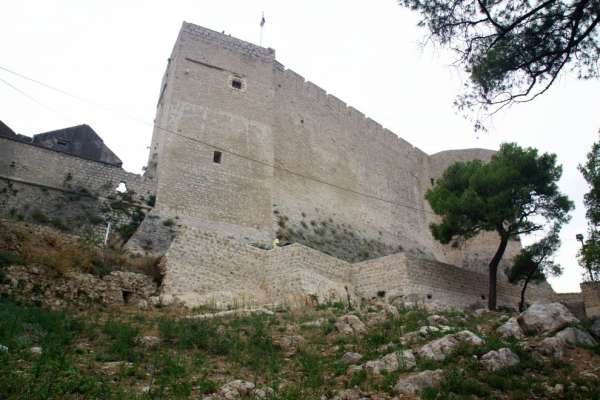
<box><xmin>0</xmin><ymin>251</ymin><xmax>25</xmax><ymax>268</ymax></box>
<box><xmin>100</xmin><ymin>320</ymin><xmax>140</xmax><ymax>362</ymax></box>
<box><xmin>31</xmin><ymin>210</ymin><xmax>49</xmax><ymax>223</ymax></box>
<box><xmin>162</xmin><ymin>218</ymin><xmax>175</xmax><ymax>227</ymax></box>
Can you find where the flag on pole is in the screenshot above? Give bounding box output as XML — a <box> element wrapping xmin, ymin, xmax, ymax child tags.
<box><xmin>260</xmin><ymin>13</ymin><xmax>266</xmax><ymax>27</ymax></box>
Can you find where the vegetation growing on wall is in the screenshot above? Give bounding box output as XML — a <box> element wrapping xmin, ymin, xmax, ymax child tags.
<box><xmin>0</xmin><ymin>179</ymin><xmax>152</xmax><ymax>246</ymax></box>
<box><xmin>274</xmin><ymin>210</ymin><xmax>401</xmax><ymax>263</ymax></box>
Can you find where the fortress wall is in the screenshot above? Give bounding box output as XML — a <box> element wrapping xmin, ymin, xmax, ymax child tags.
<box><xmin>0</xmin><ymin>136</ymin><xmax>153</xmax><ymax>198</ymax></box>
<box><xmin>0</xmin><ymin>136</ymin><xmax>154</xmax><ymax>242</ymax></box>
<box><xmin>401</xmin><ymin>255</ymin><xmax>554</xmax><ymax>310</ymax></box>
<box><xmin>161</xmin><ymin>228</ymin><xmax>353</xmax><ymax>308</ymax></box>
<box><xmin>554</xmin><ymin>292</ymin><xmax>587</xmax><ymax>319</ymax></box>
<box><xmin>151</xmin><ymin>23</ymin><xmax>276</xmax><ymax>242</ymax></box>
<box><xmin>352</xmin><ymin>253</ymin><xmax>410</xmax><ymax>300</ymax></box>
<box><xmin>162</xmin><ymin>227</ymin><xmax>271</xmax><ymax>308</ymax></box>
<box><xmin>160</xmin><ymin>228</ymin><xmax>554</xmax><ymax>310</ymax></box>
<box><xmin>581</xmin><ymin>281</ymin><xmax>600</xmax><ymax>318</ymax></box>
<box><xmin>270</xmin><ymin>65</ymin><xmax>436</xmax><ymax>259</ymax></box>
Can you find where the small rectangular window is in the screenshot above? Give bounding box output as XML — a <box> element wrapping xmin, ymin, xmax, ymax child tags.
<box><xmin>213</xmin><ymin>151</ymin><xmax>222</xmax><ymax>164</ymax></box>
<box><xmin>57</xmin><ymin>140</ymin><xmax>69</xmax><ymax>146</ymax></box>
<box><xmin>231</xmin><ymin>79</ymin><xmax>243</xmax><ymax>90</ymax></box>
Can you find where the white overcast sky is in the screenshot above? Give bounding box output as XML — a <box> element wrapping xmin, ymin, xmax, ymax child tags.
<box><xmin>1</xmin><ymin>1</ymin><xmax>598</xmax><ymax>293</ymax></box>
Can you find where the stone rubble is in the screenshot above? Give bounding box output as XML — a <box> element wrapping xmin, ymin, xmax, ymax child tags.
<box><xmin>0</xmin><ymin>265</ymin><xmax>157</xmax><ymax>309</ymax></box>
<box><xmin>394</xmin><ymin>369</ymin><xmax>445</xmax><ymax>396</ymax></box>
<box><xmin>427</xmin><ymin>314</ymin><xmax>449</xmax><ymax>326</ymax></box>
<box><xmin>341</xmin><ymin>352</ymin><xmax>363</xmax><ymax>365</ymax></box>
<box><xmin>496</xmin><ymin>317</ymin><xmax>524</xmax><ymax>339</ymax></box>
<box><xmin>480</xmin><ymin>347</ymin><xmax>520</xmax><ymax>371</ymax></box>
<box><xmin>536</xmin><ymin>337</ymin><xmax>565</xmax><ymax>359</ymax></box>
<box><xmin>136</xmin><ymin>336</ymin><xmax>161</xmax><ymax>348</ymax></box>
<box><xmin>187</xmin><ymin>308</ymin><xmax>274</xmax><ymax>320</ymax></box>
<box><xmin>335</xmin><ymin>315</ymin><xmax>367</xmax><ymax>336</ymax></box>
<box><xmin>275</xmin><ymin>335</ymin><xmax>306</xmax><ymax>354</ymax></box>
<box><xmin>363</xmin><ymin>350</ymin><xmax>416</xmax><ymax>375</ymax></box>
<box><xmin>555</xmin><ymin>327</ymin><xmax>598</xmax><ymax>347</ymax></box>
<box><xmin>518</xmin><ymin>303</ymin><xmax>579</xmax><ymax>334</ymax></box>
<box><xmin>418</xmin><ymin>330</ymin><xmax>484</xmax><ymax>361</ymax></box>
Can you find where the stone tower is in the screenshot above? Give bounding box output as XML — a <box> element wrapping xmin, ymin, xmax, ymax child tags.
<box><xmin>146</xmin><ymin>22</ymin><xmax>520</xmax><ymax>272</ymax></box>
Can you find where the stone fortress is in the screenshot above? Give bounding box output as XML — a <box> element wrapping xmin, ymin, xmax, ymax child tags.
<box><xmin>1</xmin><ymin>22</ymin><xmax>598</xmax><ymax>316</ymax></box>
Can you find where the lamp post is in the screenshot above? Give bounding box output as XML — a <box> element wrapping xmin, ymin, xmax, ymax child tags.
<box><xmin>576</xmin><ymin>233</ymin><xmax>594</xmax><ymax>281</ymax></box>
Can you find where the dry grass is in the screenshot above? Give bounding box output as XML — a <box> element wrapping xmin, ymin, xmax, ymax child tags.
<box><xmin>0</xmin><ymin>219</ymin><xmax>161</xmax><ymax>281</ymax></box>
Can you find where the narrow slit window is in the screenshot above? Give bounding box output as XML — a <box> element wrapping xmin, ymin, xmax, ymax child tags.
<box><xmin>213</xmin><ymin>151</ymin><xmax>222</xmax><ymax>164</ymax></box>
<box><xmin>231</xmin><ymin>79</ymin><xmax>243</xmax><ymax>90</ymax></box>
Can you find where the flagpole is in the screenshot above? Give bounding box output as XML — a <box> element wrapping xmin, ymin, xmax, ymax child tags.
<box><xmin>260</xmin><ymin>12</ymin><xmax>265</xmax><ymax>46</ymax></box>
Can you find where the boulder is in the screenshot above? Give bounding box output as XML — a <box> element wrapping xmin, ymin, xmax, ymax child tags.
<box><xmin>218</xmin><ymin>380</ymin><xmax>255</xmax><ymax>399</ymax></box>
<box><xmin>536</xmin><ymin>337</ymin><xmax>565</xmax><ymax>359</ymax></box>
<box><xmin>496</xmin><ymin>317</ymin><xmax>524</xmax><ymax>339</ymax></box>
<box><xmin>480</xmin><ymin>348</ymin><xmax>520</xmax><ymax>371</ymax></box>
<box><xmin>30</xmin><ymin>346</ymin><xmax>42</xmax><ymax>355</ymax></box>
<box><xmin>275</xmin><ymin>335</ymin><xmax>306</xmax><ymax>354</ymax></box>
<box><xmin>518</xmin><ymin>303</ymin><xmax>579</xmax><ymax>334</ymax></box>
<box><xmin>364</xmin><ymin>350</ymin><xmax>415</xmax><ymax>375</ymax></box>
<box><xmin>341</xmin><ymin>352</ymin><xmax>363</xmax><ymax>365</ymax></box>
<box><xmin>0</xmin><ymin>344</ymin><xmax>8</xmax><ymax>352</ymax></box>
<box><xmin>555</xmin><ymin>327</ymin><xmax>598</xmax><ymax>347</ymax></box>
<box><xmin>427</xmin><ymin>315</ymin><xmax>449</xmax><ymax>326</ymax></box>
<box><xmin>331</xmin><ymin>389</ymin><xmax>362</xmax><ymax>400</ymax></box>
<box><xmin>335</xmin><ymin>315</ymin><xmax>367</xmax><ymax>336</ymax></box>
<box><xmin>418</xmin><ymin>330</ymin><xmax>484</xmax><ymax>361</ymax></box>
<box><xmin>394</xmin><ymin>369</ymin><xmax>444</xmax><ymax>395</ymax></box>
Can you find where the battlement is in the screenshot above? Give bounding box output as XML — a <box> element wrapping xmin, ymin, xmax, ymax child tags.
<box><xmin>181</xmin><ymin>22</ymin><xmax>275</xmax><ymax>62</ymax></box>
<box><xmin>275</xmin><ymin>66</ymin><xmax>428</xmax><ymax>160</ymax></box>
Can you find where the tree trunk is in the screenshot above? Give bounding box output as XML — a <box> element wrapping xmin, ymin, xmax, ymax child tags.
<box><xmin>488</xmin><ymin>234</ymin><xmax>509</xmax><ymax>310</ymax></box>
<box><xmin>519</xmin><ymin>267</ymin><xmax>538</xmax><ymax>312</ymax></box>
<box><xmin>519</xmin><ymin>278</ymin><xmax>529</xmax><ymax>313</ymax></box>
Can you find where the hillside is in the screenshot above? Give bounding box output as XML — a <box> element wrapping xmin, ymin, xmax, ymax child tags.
<box><xmin>0</xmin><ymin>221</ymin><xmax>599</xmax><ymax>399</ymax></box>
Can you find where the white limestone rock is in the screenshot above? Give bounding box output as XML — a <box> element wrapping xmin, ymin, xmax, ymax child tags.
<box><xmin>187</xmin><ymin>308</ymin><xmax>274</xmax><ymax>320</ymax></box>
<box><xmin>496</xmin><ymin>317</ymin><xmax>524</xmax><ymax>339</ymax></box>
<box><xmin>331</xmin><ymin>388</ymin><xmax>362</xmax><ymax>400</ymax></box>
<box><xmin>555</xmin><ymin>327</ymin><xmax>598</xmax><ymax>347</ymax></box>
<box><xmin>518</xmin><ymin>303</ymin><xmax>579</xmax><ymax>334</ymax></box>
<box><xmin>394</xmin><ymin>369</ymin><xmax>444</xmax><ymax>395</ymax></box>
<box><xmin>341</xmin><ymin>352</ymin><xmax>363</xmax><ymax>365</ymax></box>
<box><xmin>480</xmin><ymin>348</ymin><xmax>520</xmax><ymax>371</ymax></box>
<box><xmin>300</xmin><ymin>318</ymin><xmax>326</xmax><ymax>328</ymax></box>
<box><xmin>335</xmin><ymin>315</ymin><xmax>367</xmax><ymax>336</ymax></box>
<box><xmin>427</xmin><ymin>314</ymin><xmax>449</xmax><ymax>326</ymax></box>
<box><xmin>276</xmin><ymin>335</ymin><xmax>306</xmax><ymax>353</ymax></box>
<box><xmin>537</xmin><ymin>337</ymin><xmax>565</xmax><ymax>359</ymax></box>
<box><xmin>364</xmin><ymin>350</ymin><xmax>416</xmax><ymax>376</ymax></box>
<box><xmin>219</xmin><ymin>380</ymin><xmax>255</xmax><ymax>399</ymax></box>
<box><xmin>418</xmin><ymin>330</ymin><xmax>484</xmax><ymax>361</ymax></box>
<box><xmin>29</xmin><ymin>346</ymin><xmax>42</xmax><ymax>355</ymax></box>
<box><xmin>137</xmin><ymin>336</ymin><xmax>161</xmax><ymax>348</ymax></box>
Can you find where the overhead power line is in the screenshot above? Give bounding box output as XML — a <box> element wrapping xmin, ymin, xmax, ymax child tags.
<box><xmin>0</xmin><ymin>64</ymin><xmax>436</xmax><ymax>215</ymax></box>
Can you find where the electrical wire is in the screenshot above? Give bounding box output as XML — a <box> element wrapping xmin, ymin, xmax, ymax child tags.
<box><xmin>0</xmin><ymin>64</ymin><xmax>437</xmax><ymax>215</ymax></box>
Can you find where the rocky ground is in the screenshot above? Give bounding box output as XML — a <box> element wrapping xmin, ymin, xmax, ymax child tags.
<box><xmin>0</xmin><ymin>293</ymin><xmax>599</xmax><ymax>399</ymax></box>
<box><xmin>1</xmin><ymin>221</ymin><xmax>600</xmax><ymax>399</ymax></box>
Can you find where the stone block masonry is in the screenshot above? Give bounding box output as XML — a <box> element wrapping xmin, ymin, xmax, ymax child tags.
<box><xmin>581</xmin><ymin>282</ymin><xmax>600</xmax><ymax>318</ymax></box>
<box><xmin>161</xmin><ymin>227</ymin><xmax>554</xmax><ymax>310</ymax></box>
<box><xmin>0</xmin><ymin>136</ymin><xmax>156</xmax><ymax>242</ymax></box>
<box><xmin>148</xmin><ymin>21</ymin><xmax>521</xmax><ymax>273</ymax></box>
